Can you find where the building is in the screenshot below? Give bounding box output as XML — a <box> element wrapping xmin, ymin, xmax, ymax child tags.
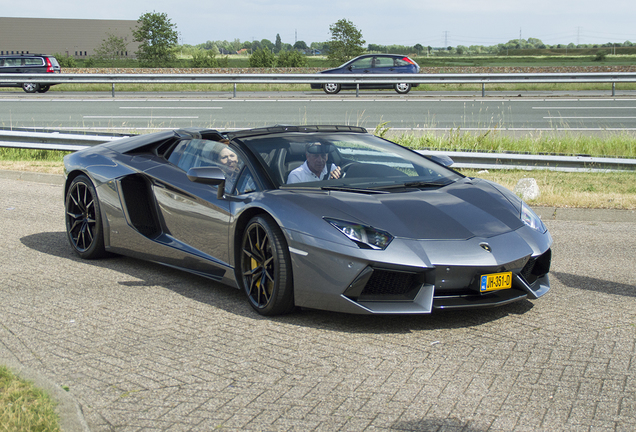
<box><xmin>0</xmin><ymin>17</ymin><xmax>140</xmax><ymax>58</ymax></box>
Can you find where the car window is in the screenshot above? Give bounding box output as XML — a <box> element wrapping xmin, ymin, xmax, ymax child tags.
<box><xmin>395</xmin><ymin>58</ymin><xmax>412</xmax><ymax>67</ymax></box>
<box><xmin>3</xmin><ymin>58</ymin><xmax>21</xmax><ymax>67</ymax></box>
<box><xmin>167</xmin><ymin>139</ymin><xmax>255</xmax><ymax>194</ymax></box>
<box><xmin>374</xmin><ymin>57</ymin><xmax>394</xmax><ymax>68</ymax></box>
<box><xmin>240</xmin><ymin>132</ymin><xmax>463</xmax><ymax>189</ymax></box>
<box><xmin>24</xmin><ymin>58</ymin><xmax>43</xmax><ymax>66</ymax></box>
<box><xmin>349</xmin><ymin>57</ymin><xmax>372</xmax><ymax>69</ymax></box>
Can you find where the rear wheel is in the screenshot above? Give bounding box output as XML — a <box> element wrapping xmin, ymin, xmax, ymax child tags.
<box><xmin>22</xmin><ymin>83</ymin><xmax>40</xmax><ymax>93</ymax></box>
<box><xmin>323</xmin><ymin>83</ymin><xmax>341</xmax><ymax>94</ymax></box>
<box><xmin>37</xmin><ymin>85</ymin><xmax>50</xmax><ymax>93</ymax></box>
<box><xmin>394</xmin><ymin>83</ymin><xmax>411</xmax><ymax>94</ymax></box>
<box><xmin>65</xmin><ymin>175</ymin><xmax>106</xmax><ymax>259</ymax></box>
<box><xmin>240</xmin><ymin>215</ymin><xmax>294</xmax><ymax>316</ymax></box>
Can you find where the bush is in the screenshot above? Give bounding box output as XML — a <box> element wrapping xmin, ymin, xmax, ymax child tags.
<box><xmin>192</xmin><ymin>50</ymin><xmax>220</xmax><ymax>68</ymax></box>
<box><xmin>276</xmin><ymin>50</ymin><xmax>308</xmax><ymax>67</ymax></box>
<box><xmin>53</xmin><ymin>53</ymin><xmax>77</xmax><ymax>68</ymax></box>
<box><xmin>249</xmin><ymin>48</ymin><xmax>276</xmax><ymax>67</ymax></box>
<box><xmin>594</xmin><ymin>50</ymin><xmax>608</xmax><ymax>62</ymax></box>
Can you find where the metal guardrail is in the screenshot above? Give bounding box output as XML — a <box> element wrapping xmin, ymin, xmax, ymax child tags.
<box><xmin>3</xmin><ymin>71</ymin><xmax>636</xmax><ymax>97</ymax></box>
<box><xmin>1</xmin><ymin>130</ymin><xmax>634</xmax><ymax>172</ymax></box>
<box><xmin>0</xmin><ymin>130</ymin><xmax>128</xmax><ymax>151</ymax></box>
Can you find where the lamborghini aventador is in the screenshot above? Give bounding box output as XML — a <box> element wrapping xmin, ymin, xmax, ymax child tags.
<box><xmin>64</xmin><ymin>125</ymin><xmax>552</xmax><ymax>316</ymax></box>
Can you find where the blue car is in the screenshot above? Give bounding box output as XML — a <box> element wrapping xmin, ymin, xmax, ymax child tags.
<box><xmin>311</xmin><ymin>54</ymin><xmax>420</xmax><ymax>94</ymax></box>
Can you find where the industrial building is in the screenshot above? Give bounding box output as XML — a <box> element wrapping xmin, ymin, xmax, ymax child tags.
<box><xmin>0</xmin><ymin>17</ymin><xmax>140</xmax><ymax>58</ymax></box>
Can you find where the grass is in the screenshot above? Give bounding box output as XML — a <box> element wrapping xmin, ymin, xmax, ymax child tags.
<box><xmin>1</xmin><ymin>131</ymin><xmax>635</xmax><ymax>210</ymax></box>
<box><xmin>0</xmin><ymin>366</ymin><xmax>61</xmax><ymax>432</ymax></box>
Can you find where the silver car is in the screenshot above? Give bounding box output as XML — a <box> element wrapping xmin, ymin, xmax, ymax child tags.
<box><xmin>64</xmin><ymin>125</ymin><xmax>552</xmax><ymax>316</ymax></box>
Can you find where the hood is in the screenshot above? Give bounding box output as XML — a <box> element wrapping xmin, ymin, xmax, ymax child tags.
<box><xmin>280</xmin><ymin>179</ymin><xmax>524</xmax><ymax>241</ymax></box>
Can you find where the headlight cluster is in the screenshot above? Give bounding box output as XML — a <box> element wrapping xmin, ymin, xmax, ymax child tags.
<box><xmin>325</xmin><ymin>218</ymin><xmax>393</xmax><ymax>250</ymax></box>
<box><xmin>521</xmin><ymin>203</ymin><xmax>547</xmax><ymax>233</ymax></box>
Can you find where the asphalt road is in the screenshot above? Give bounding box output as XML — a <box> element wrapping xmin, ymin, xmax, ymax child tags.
<box><xmin>1</xmin><ymin>174</ymin><xmax>635</xmax><ymax>431</ymax></box>
<box><xmin>2</xmin><ymin>90</ymin><xmax>636</xmax><ymax>134</ymax></box>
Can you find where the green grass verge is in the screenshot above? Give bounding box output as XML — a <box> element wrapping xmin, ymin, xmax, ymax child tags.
<box><xmin>1</xmin><ymin>132</ymin><xmax>635</xmax><ymax>209</ymax></box>
<box><xmin>0</xmin><ymin>366</ymin><xmax>61</xmax><ymax>432</ymax></box>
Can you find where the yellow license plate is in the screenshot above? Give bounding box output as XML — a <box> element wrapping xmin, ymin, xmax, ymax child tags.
<box><xmin>480</xmin><ymin>272</ymin><xmax>512</xmax><ymax>292</ymax></box>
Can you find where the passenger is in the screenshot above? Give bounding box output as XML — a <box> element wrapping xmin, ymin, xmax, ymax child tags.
<box><xmin>287</xmin><ymin>142</ymin><xmax>341</xmax><ymax>184</ymax></box>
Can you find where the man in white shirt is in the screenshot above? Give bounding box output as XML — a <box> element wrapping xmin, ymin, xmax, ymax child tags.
<box><xmin>287</xmin><ymin>142</ymin><xmax>342</xmax><ymax>184</ymax></box>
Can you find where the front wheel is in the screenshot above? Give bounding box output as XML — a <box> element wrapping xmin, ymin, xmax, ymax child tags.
<box><xmin>240</xmin><ymin>215</ymin><xmax>294</xmax><ymax>316</ymax></box>
<box><xmin>22</xmin><ymin>83</ymin><xmax>40</xmax><ymax>93</ymax></box>
<box><xmin>323</xmin><ymin>83</ymin><xmax>341</xmax><ymax>94</ymax></box>
<box><xmin>394</xmin><ymin>83</ymin><xmax>411</xmax><ymax>94</ymax></box>
<box><xmin>65</xmin><ymin>175</ymin><xmax>106</xmax><ymax>259</ymax></box>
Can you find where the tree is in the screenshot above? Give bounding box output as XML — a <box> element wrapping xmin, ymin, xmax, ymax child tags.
<box><xmin>249</xmin><ymin>48</ymin><xmax>276</xmax><ymax>67</ymax></box>
<box><xmin>327</xmin><ymin>19</ymin><xmax>365</xmax><ymax>65</ymax></box>
<box><xmin>276</xmin><ymin>50</ymin><xmax>308</xmax><ymax>67</ymax></box>
<box><xmin>275</xmin><ymin>34</ymin><xmax>282</xmax><ymax>53</ymax></box>
<box><xmin>94</xmin><ymin>32</ymin><xmax>129</xmax><ymax>66</ymax></box>
<box><xmin>293</xmin><ymin>41</ymin><xmax>308</xmax><ymax>51</ymax></box>
<box><xmin>261</xmin><ymin>39</ymin><xmax>274</xmax><ymax>52</ymax></box>
<box><xmin>132</xmin><ymin>11</ymin><xmax>178</xmax><ymax>67</ymax></box>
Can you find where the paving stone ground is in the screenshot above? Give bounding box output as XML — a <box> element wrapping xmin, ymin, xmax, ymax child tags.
<box><xmin>1</xmin><ymin>177</ymin><xmax>635</xmax><ymax>431</ymax></box>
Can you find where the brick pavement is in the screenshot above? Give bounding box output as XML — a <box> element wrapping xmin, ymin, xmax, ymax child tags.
<box><xmin>1</xmin><ymin>176</ymin><xmax>635</xmax><ymax>431</ymax></box>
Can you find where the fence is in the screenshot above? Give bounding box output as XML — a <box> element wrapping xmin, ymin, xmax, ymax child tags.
<box><xmin>1</xmin><ymin>129</ymin><xmax>634</xmax><ymax>172</ymax></box>
<box><xmin>3</xmin><ymin>71</ymin><xmax>636</xmax><ymax>97</ymax></box>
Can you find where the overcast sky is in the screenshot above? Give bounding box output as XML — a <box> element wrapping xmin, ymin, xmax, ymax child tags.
<box><xmin>5</xmin><ymin>1</ymin><xmax>636</xmax><ymax>47</ymax></box>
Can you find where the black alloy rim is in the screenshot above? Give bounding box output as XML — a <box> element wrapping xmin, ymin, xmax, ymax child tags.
<box><xmin>67</xmin><ymin>182</ymin><xmax>97</xmax><ymax>252</ymax></box>
<box><xmin>242</xmin><ymin>223</ymin><xmax>275</xmax><ymax>308</ymax></box>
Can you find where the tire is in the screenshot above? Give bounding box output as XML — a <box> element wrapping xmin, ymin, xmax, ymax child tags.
<box><xmin>22</xmin><ymin>83</ymin><xmax>40</xmax><ymax>93</ymax></box>
<box><xmin>323</xmin><ymin>83</ymin><xmax>341</xmax><ymax>94</ymax></box>
<box><xmin>394</xmin><ymin>83</ymin><xmax>411</xmax><ymax>94</ymax></box>
<box><xmin>240</xmin><ymin>215</ymin><xmax>294</xmax><ymax>316</ymax></box>
<box><xmin>37</xmin><ymin>85</ymin><xmax>50</xmax><ymax>93</ymax></box>
<box><xmin>65</xmin><ymin>175</ymin><xmax>106</xmax><ymax>259</ymax></box>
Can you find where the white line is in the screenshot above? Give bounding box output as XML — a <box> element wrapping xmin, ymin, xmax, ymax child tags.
<box><xmin>543</xmin><ymin>116</ymin><xmax>636</xmax><ymax>119</ymax></box>
<box><xmin>534</xmin><ymin>107</ymin><xmax>636</xmax><ymax>110</ymax></box>
<box><xmin>119</xmin><ymin>107</ymin><xmax>222</xmax><ymax>110</ymax></box>
<box><xmin>83</xmin><ymin>116</ymin><xmax>199</xmax><ymax>119</ymax></box>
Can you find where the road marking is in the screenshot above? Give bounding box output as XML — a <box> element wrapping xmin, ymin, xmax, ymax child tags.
<box><xmin>83</xmin><ymin>116</ymin><xmax>199</xmax><ymax>119</ymax></box>
<box><xmin>119</xmin><ymin>107</ymin><xmax>222</xmax><ymax>110</ymax></box>
<box><xmin>543</xmin><ymin>116</ymin><xmax>636</xmax><ymax>119</ymax></box>
<box><xmin>534</xmin><ymin>107</ymin><xmax>636</xmax><ymax>110</ymax></box>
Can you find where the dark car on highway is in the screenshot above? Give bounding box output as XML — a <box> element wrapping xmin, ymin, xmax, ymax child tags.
<box><xmin>0</xmin><ymin>53</ymin><xmax>61</xmax><ymax>93</ymax></box>
<box><xmin>311</xmin><ymin>54</ymin><xmax>420</xmax><ymax>94</ymax></box>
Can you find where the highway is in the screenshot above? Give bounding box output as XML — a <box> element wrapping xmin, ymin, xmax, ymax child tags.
<box><xmin>2</xmin><ymin>91</ymin><xmax>636</xmax><ymax>134</ymax></box>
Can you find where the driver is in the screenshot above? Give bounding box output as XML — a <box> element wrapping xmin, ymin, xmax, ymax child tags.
<box><xmin>287</xmin><ymin>142</ymin><xmax>341</xmax><ymax>184</ymax></box>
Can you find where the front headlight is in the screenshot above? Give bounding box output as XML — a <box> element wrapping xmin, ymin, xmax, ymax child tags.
<box><xmin>521</xmin><ymin>203</ymin><xmax>547</xmax><ymax>233</ymax></box>
<box><xmin>325</xmin><ymin>218</ymin><xmax>393</xmax><ymax>250</ymax></box>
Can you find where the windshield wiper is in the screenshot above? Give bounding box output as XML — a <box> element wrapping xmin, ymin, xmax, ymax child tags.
<box><xmin>319</xmin><ymin>185</ymin><xmax>389</xmax><ymax>194</ymax></box>
<box><xmin>375</xmin><ymin>180</ymin><xmax>451</xmax><ymax>190</ymax></box>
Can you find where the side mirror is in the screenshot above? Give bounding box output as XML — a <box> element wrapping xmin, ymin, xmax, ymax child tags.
<box><xmin>186</xmin><ymin>166</ymin><xmax>226</xmax><ymax>184</ymax></box>
<box><xmin>429</xmin><ymin>154</ymin><xmax>454</xmax><ymax>167</ymax></box>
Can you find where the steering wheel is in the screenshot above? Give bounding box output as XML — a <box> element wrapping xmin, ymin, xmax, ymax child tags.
<box><xmin>339</xmin><ymin>162</ymin><xmax>358</xmax><ymax>174</ymax></box>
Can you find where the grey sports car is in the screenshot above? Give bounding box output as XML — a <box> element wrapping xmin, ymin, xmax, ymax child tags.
<box><xmin>64</xmin><ymin>125</ymin><xmax>552</xmax><ymax>316</ymax></box>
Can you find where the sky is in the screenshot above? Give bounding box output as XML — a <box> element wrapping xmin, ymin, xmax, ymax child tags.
<box><xmin>4</xmin><ymin>1</ymin><xmax>636</xmax><ymax>48</ymax></box>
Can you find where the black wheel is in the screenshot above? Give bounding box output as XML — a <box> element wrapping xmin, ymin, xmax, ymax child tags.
<box><xmin>22</xmin><ymin>83</ymin><xmax>40</xmax><ymax>93</ymax></box>
<box><xmin>240</xmin><ymin>215</ymin><xmax>294</xmax><ymax>316</ymax></box>
<box><xmin>323</xmin><ymin>83</ymin><xmax>341</xmax><ymax>94</ymax></box>
<box><xmin>65</xmin><ymin>175</ymin><xmax>106</xmax><ymax>259</ymax></box>
<box><xmin>37</xmin><ymin>85</ymin><xmax>50</xmax><ymax>93</ymax></box>
<box><xmin>394</xmin><ymin>83</ymin><xmax>411</xmax><ymax>94</ymax></box>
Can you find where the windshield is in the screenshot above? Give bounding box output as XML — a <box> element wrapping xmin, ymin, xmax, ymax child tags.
<box><xmin>239</xmin><ymin>132</ymin><xmax>463</xmax><ymax>191</ymax></box>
